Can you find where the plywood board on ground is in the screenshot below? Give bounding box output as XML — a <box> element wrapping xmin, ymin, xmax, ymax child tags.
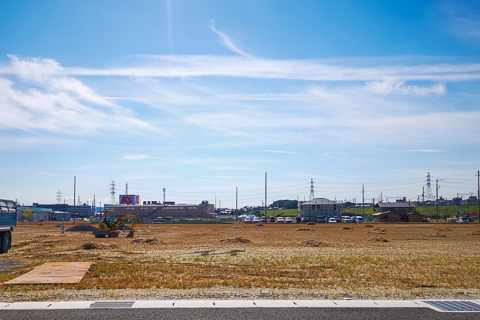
<box><xmin>5</xmin><ymin>262</ymin><xmax>92</xmax><ymax>284</ymax></box>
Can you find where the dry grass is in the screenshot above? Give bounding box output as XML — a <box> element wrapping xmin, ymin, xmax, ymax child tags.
<box><xmin>1</xmin><ymin>221</ymin><xmax>480</xmax><ymax>298</ymax></box>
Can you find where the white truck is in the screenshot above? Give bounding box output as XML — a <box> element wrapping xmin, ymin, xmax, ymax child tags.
<box><xmin>0</xmin><ymin>199</ymin><xmax>16</xmax><ymax>254</ymax></box>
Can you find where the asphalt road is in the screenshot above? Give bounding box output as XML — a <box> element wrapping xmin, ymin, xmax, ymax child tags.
<box><xmin>0</xmin><ymin>308</ymin><xmax>478</xmax><ymax>320</ymax></box>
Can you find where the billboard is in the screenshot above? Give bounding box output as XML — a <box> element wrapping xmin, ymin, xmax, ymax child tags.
<box><xmin>119</xmin><ymin>195</ymin><xmax>140</xmax><ymax>205</ymax></box>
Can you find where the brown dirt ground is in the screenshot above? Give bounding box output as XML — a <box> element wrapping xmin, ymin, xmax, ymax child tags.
<box><xmin>1</xmin><ymin>221</ymin><xmax>479</xmax><ymax>301</ymax></box>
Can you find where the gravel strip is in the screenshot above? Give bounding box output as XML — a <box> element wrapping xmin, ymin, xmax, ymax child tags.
<box><xmin>0</xmin><ymin>287</ymin><xmax>478</xmax><ymax>302</ymax></box>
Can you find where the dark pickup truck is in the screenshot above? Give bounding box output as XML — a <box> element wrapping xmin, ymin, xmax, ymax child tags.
<box><xmin>0</xmin><ymin>199</ymin><xmax>16</xmax><ymax>254</ymax></box>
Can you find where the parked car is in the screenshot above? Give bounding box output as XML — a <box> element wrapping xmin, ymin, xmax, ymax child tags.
<box><xmin>301</xmin><ymin>217</ymin><xmax>309</xmax><ymax>223</ymax></box>
<box><xmin>277</xmin><ymin>217</ymin><xmax>284</xmax><ymax>223</ymax></box>
<box><xmin>244</xmin><ymin>217</ymin><xmax>252</xmax><ymax>223</ymax></box>
<box><xmin>252</xmin><ymin>217</ymin><xmax>260</xmax><ymax>223</ymax></box>
<box><xmin>457</xmin><ymin>216</ymin><xmax>469</xmax><ymax>223</ymax></box>
<box><xmin>355</xmin><ymin>216</ymin><xmax>364</xmax><ymax>223</ymax></box>
<box><xmin>328</xmin><ymin>217</ymin><xmax>337</xmax><ymax>223</ymax></box>
<box><xmin>342</xmin><ymin>216</ymin><xmax>352</xmax><ymax>223</ymax></box>
<box><xmin>269</xmin><ymin>216</ymin><xmax>276</xmax><ymax>223</ymax></box>
<box><xmin>261</xmin><ymin>216</ymin><xmax>267</xmax><ymax>223</ymax></box>
<box><xmin>285</xmin><ymin>217</ymin><xmax>293</xmax><ymax>223</ymax></box>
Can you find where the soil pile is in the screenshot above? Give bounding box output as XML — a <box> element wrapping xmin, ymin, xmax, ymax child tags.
<box><xmin>66</xmin><ymin>225</ymin><xmax>98</xmax><ymax>232</ymax></box>
<box><xmin>81</xmin><ymin>242</ymin><xmax>117</xmax><ymax>250</ymax></box>
<box><xmin>370</xmin><ymin>237</ymin><xmax>389</xmax><ymax>242</ymax></box>
<box><xmin>435</xmin><ymin>227</ymin><xmax>453</xmax><ymax>232</ymax></box>
<box><xmin>131</xmin><ymin>238</ymin><xmax>161</xmax><ymax>244</ymax></box>
<box><xmin>465</xmin><ymin>230</ymin><xmax>480</xmax><ymax>235</ymax></box>
<box><xmin>303</xmin><ymin>240</ymin><xmax>328</xmax><ymax>247</ymax></box>
<box><xmin>428</xmin><ymin>232</ymin><xmax>446</xmax><ymax>238</ymax></box>
<box><xmin>296</xmin><ymin>228</ymin><xmax>314</xmax><ymax>232</ymax></box>
<box><xmin>306</xmin><ymin>222</ymin><xmax>316</xmax><ymax>225</ymax></box>
<box><xmin>220</xmin><ymin>237</ymin><xmax>251</xmax><ymax>243</ymax></box>
<box><xmin>368</xmin><ymin>228</ymin><xmax>386</xmax><ymax>234</ymax></box>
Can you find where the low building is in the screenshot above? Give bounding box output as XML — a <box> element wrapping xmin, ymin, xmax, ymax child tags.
<box><xmin>104</xmin><ymin>200</ymin><xmax>214</xmax><ymax>220</ymax></box>
<box><xmin>17</xmin><ymin>207</ymin><xmax>53</xmax><ymax>221</ymax></box>
<box><xmin>374</xmin><ymin>201</ymin><xmax>420</xmax><ymax>222</ymax></box>
<box><xmin>300</xmin><ymin>198</ymin><xmax>341</xmax><ymax>222</ymax></box>
<box><xmin>33</xmin><ymin>203</ymin><xmax>92</xmax><ymax>218</ymax></box>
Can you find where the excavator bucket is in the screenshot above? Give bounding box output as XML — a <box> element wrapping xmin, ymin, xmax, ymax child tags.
<box><xmin>126</xmin><ymin>229</ymin><xmax>135</xmax><ymax>238</ymax></box>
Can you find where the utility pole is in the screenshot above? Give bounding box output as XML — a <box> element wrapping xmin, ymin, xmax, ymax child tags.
<box><xmin>477</xmin><ymin>170</ymin><xmax>480</xmax><ymax>224</ymax></box>
<box><xmin>436</xmin><ymin>179</ymin><xmax>439</xmax><ymax>222</ymax></box>
<box><xmin>362</xmin><ymin>184</ymin><xmax>365</xmax><ymax>216</ymax></box>
<box><xmin>265</xmin><ymin>172</ymin><xmax>267</xmax><ymax>218</ymax></box>
<box><xmin>422</xmin><ymin>187</ymin><xmax>425</xmax><ymax>219</ymax></box>
<box><xmin>435</xmin><ymin>178</ymin><xmax>446</xmax><ymax>222</ymax></box>
<box><xmin>73</xmin><ymin>176</ymin><xmax>76</xmax><ymax>224</ymax></box>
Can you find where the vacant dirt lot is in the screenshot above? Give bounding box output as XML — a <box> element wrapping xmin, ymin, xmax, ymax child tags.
<box><xmin>0</xmin><ymin>221</ymin><xmax>479</xmax><ymax>301</ymax></box>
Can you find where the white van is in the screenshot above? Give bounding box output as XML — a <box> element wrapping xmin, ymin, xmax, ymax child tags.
<box><xmin>355</xmin><ymin>216</ymin><xmax>364</xmax><ymax>223</ymax></box>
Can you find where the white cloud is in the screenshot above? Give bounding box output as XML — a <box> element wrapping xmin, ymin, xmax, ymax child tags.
<box><xmin>209</xmin><ymin>20</ymin><xmax>255</xmax><ymax>58</ymax></box>
<box><xmin>405</xmin><ymin>149</ymin><xmax>446</xmax><ymax>153</ymax></box>
<box><xmin>0</xmin><ymin>56</ymin><xmax>164</xmax><ymax>143</ymax></box>
<box><xmin>365</xmin><ymin>80</ymin><xmax>446</xmax><ymax>95</ymax></box>
<box><xmin>122</xmin><ymin>154</ymin><xmax>151</xmax><ymax>160</ymax></box>
<box><xmin>260</xmin><ymin>150</ymin><xmax>297</xmax><ymax>155</ymax></box>
<box><xmin>211</xmin><ymin>166</ymin><xmax>255</xmax><ymax>171</ymax></box>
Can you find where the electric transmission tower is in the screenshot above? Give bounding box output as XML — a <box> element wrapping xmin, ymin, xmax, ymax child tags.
<box><xmin>110</xmin><ymin>181</ymin><xmax>116</xmax><ymax>204</ymax></box>
<box><xmin>309</xmin><ymin>179</ymin><xmax>315</xmax><ymax>201</ymax></box>
<box><xmin>425</xmin><ymin>172</ymin><xmax>434</xmax><ymax>200</ymax></box>
<box><xmin>56</xmin><ymin>190</ymin><xmax>62</xmax><ymax>204</ymax></box>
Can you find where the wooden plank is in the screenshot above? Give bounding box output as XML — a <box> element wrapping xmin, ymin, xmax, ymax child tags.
<box><xmin>5</xmin><ymin>262</ymin><xmax>92</xmax><ymax>284</ymax></box>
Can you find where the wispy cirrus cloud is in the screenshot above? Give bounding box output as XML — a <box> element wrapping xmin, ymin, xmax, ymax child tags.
<box><xmin>405</xmin><ymin>149</ymin><xmax>446</xmax><ymax>153</ymax></box>
<box><xmin>260</xmin><ymin>150</ymin><xmax>297</xmax><ymax>155</ymax></box>
<box><xmin>209</xmin><ymin>20</ymin><xmax>255</xmax><ymax>58</ymax></box>
<box><xmin>365</xmin><ymin>80</ymin><xmax>446</xmax><ymax>95</ymax></box>
<box><xmin>122</xmin><ymin>154</ymin><xmax>151</xmax><ymax>160</ymax></box>
<box><xmin>0</xmin><ymin>55</ymin><xmax>164</xmax><ymax>140</ymax></box>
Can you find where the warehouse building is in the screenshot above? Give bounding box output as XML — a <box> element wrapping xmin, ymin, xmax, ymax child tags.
<box><xmin>104</xmin><ymin>200</ymin><xmax>214</xmax><ymax>221</ymax></box>
<box><xmin>300</xmin><ymin>198</ymin><xmax>341</xmax><ymax>222</ymax></box>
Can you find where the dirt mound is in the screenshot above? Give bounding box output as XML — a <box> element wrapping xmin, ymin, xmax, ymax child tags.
<box><xmin>220</xmin><ymin>237</ymin><xmax>251</xmax><ymax>243</ymax></box>
<box><xmin>296</xmin><ymin>228</ymin><xmax>314</xmax><ymax>232</ymax></box>
<box><xmin>364</xmin><ymin>224</ymin><xmax>374</xmax><ymax>228</ymax></box>
<box><xmin>368</xmin><ymin>228</ymin><xmax>386</xmax><ymax>234</ymax></box>
<box><xmin>303</xmin><ymin>240</ymin><xmax>328</xmax><ymax>247</ymax></box>
<box><xmin>131</xmin><ymin>238</ymin><xmax>161</xmax><ymax>244</ymax></box>
<box><xmin>342</xmin><ymin>227</ymin><xmax>352</xmax><ymax>230</ymax></box>
<box><xmin>306</xmin><ymin>222</ymin><xmax>316</xmax><ymax>225</ymax></box>
<box><xmin>435</xmin><ymin>227</ymin><xmax>453</xmax><ymax>232</ymax></box>
<box><xmin>81</xmin><ymin>242</ymin><xmax>118</xmax><ymax>250</ymax></box>
<box><xmin>231</xmin><ymin>226</ymin><xmax>242</xmax><ymax>229</ymax></box>
<box><xmin>428</xmin><ymin>232</ymin><xmax>446</xmax><ymax>238</ymax></box>
<box><xmin>66</xmin><ymin>224</ymin><xmax>98</xmax><ymax>232</ymax></box>
<box><xmin>256</xmin><ymin>223</ymin><xmax>264</xmax><ymax>227</ymax></box>
<box><xmin>465</xmin><ymin>230</ymin><xmax>480</xmax><ymax>235</ymax></box>
<box><xmin>370</xmin><ymin>237</ymin><xmax>389</xmax><ymax>242</ymax></box>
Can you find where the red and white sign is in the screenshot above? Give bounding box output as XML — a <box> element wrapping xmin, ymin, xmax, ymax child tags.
<box><xmin>119</xmin><ymin>195</ymin><xmax>139</xmax><ymax>205</ymax></box>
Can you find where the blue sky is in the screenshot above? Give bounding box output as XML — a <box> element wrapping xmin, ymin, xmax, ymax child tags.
<box><xmin>1</xmin><ymin>0</ymin><xmax>480</xmax><ymax>208</ymax></box>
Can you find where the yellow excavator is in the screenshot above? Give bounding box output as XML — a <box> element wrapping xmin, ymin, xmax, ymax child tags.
<box><xmin>93</xmin><ymin>211</ymin><xmax>138</xmax><ymax>238</ymax></box>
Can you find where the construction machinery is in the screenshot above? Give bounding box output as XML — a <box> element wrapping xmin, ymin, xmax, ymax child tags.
<box><xmin>93</xmin><ymin>211</ymin><xmax>137</xmax><ymax>238</ymax></box>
